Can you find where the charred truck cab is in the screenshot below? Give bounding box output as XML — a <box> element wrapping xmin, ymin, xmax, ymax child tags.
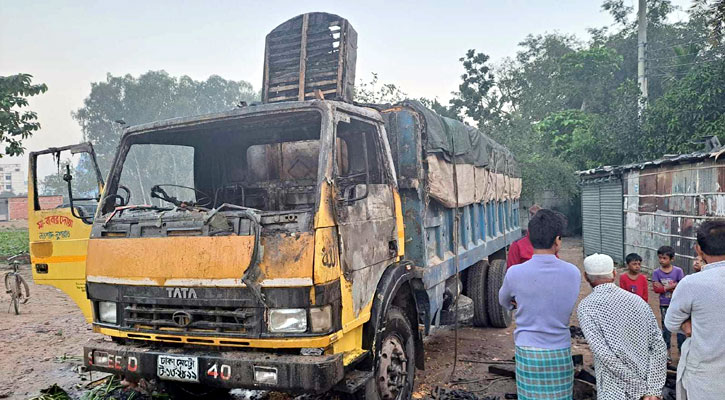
<box><xmin>85</xmin><ymin>100</ymin><xmax>403</xmax><ymax>393</ymax></box>
<box><xmin>76</xmin><ymin>12</ymin><xmax>522</xmax><ymax>398</ymax></box>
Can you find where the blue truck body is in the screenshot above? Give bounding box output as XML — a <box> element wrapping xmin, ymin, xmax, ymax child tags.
<box><xmin>381</xmin><ymin>106</ymin><xmax>521</xmax><ymax>322</ymax></box>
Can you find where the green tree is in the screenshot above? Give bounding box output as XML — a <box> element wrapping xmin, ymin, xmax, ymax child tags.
<box><xmin>0</xmin><ymin>74</ymin><xmax>48</xmax><ymax>157</ymax></box>
<box><xmin>692</xmin><ymin>0</ymin><xmax>725</xmax><ymax>41</ymax></box>
<box><xmin>643</xmin><ymin>60</ymin><xmax>725</xmax><ymax>158</ymax></box>
<box><xmin>535</xmin><ymin>110</ymin><xmax>598</xmax><ymax>169</ymax></box>
<box><xmin>559</xmin><ymin>47</ymin><xmax>623</xmax><ymax>112</ymax></box>
<box><xmin>354</xmin><ymin>72</ymin><xmax>407</xmax><ymax>104</ymax></box>
<box><xmin>72</xmin><ymin>71</ymin><xmax>258</xmax><ymax>175</ymax></box>
<box><xmin>448</xmin><ymin>50</ymin><xmax>503</xmax><ymax>130</ymax></box>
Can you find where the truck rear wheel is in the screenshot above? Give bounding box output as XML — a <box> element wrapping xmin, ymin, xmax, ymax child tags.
<box><xmin>486</xmin><ymin>259</ymin><xmax>512</xmax><ymax>328</ymax></box>
<box><xmin>466</xmin><ymin>260</ymin><xmax>489</xmax><ymax>327</ymax></box>
<box><xmin>374</xmin><ymin>306</ymin><xmax>415</xmax><ymax>400</ymax></box>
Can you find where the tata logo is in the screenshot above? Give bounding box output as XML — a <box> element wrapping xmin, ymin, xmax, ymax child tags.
<box><xmin>172</xmin><ymin>311</ymin><xmax>192</xmax><ymax>327</ymax></box>
<box><xmin>166</xmin><ymin>287</ymin><xmax>198</xmax><ymax>299</ymax></box>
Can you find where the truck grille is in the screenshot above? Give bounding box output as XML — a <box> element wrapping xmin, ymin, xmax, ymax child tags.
<box><xmin>123</xmin><ymin>304</ymin><xmax>261</xmax><ymax>336</ymax></box>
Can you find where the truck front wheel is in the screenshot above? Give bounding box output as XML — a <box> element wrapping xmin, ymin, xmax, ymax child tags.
<box><xmin>374</xmin><ymin>306</ymin><xmax>415</xmax><ymax>400</ymax></box>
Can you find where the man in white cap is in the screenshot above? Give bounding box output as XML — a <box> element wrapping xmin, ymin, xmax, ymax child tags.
<box><xmin>577</xmin><ymin>253</ymin><xmax>667</xmax><ymax>400</ymax></box>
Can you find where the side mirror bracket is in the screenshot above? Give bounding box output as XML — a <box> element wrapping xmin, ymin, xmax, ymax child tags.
<box><xmin>64</xmin><ymin>164</ymin><xmax>95</xmax><ymax>224</ymax></box>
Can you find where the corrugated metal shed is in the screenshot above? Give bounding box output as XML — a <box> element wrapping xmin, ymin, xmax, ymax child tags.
<box><xmin>580</xmin><ymin>176</ymin><xmax>624</xmax><ymax>263</ymax></box>
<box><xmin>580</xmin><ymin>149</ymin><xmax>725</xmax><ymax>273</ymax></box>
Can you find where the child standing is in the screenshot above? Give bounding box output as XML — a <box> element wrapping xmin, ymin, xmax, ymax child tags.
<box><xmin>619</xmin><ymin>253</ymin><xmax>648</xmax><ymax>302</ymax></box>
<box><xmin>652</xmin><ymin>245</ymin><xmax>686</xmax><ymax>361</ymax></box>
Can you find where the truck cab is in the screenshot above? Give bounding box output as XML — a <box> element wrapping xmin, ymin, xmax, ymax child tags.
<box><xmin>82</xmin><ymin>99</ymin><xmax>417</xmax><ymax>396</ymax></box>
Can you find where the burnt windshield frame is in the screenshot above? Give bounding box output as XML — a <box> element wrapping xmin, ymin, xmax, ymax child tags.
<box><xmin>29</xmin><ymin>142</ymin><xmax>104</xmax><ymax>213</ymax></box>
<box><xmin>98</xmin><ymin>107</ymin><xmax>331</xmax><ymax>216</ymax></box>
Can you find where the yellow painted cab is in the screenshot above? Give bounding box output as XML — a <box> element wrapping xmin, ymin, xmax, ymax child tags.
<box><xmin>27</xmin><ymin>143</ymin><xmax>104</xmax><ymax>321</ymax></box>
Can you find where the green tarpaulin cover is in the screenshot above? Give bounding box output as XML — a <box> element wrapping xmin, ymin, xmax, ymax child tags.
<box><xmin>402</xmin><ymin>100</ymin><xmax>517</xmax><ymax>176</ymax></box>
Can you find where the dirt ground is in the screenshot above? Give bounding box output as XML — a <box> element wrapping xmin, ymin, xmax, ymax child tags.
<box><xmin>0</xmin><ymin>264</ymin><xmax>106</xmax><ymax>399</ymax></box>
<box><xmin>0</xmin><ymin>237</ymin><xmax>676</xmax><ymax>399</ymax></box>
<box><xmin>412</xmin><ymin>237</ymin><xmax>679</xmax><ymax>398</ymax></box>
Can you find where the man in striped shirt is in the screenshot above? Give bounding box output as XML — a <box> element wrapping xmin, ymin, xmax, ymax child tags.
<box><xmin>577</xmin><ymin>253</ymin><xmax>667</xmax><ymax>400</ymax></box>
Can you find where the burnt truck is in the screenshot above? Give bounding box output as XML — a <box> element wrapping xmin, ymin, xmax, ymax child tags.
<box><xmin>37</xmin><ymin>12</ymin><xmax>521</xmax><ymax>399</ymax></box>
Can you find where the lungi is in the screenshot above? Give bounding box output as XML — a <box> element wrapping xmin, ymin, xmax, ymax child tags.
<box><xmin>515</xmin><ymin>346</ymin><xmax>574</xmax><ymax>400</ymax></box>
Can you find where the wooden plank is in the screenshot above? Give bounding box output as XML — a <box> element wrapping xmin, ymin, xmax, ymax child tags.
<box><xmin>268</xmin><ymin>82</ymin><xmax>300</xmax><ymax>92</ymax></box>
<box><xmin>271</xmin><ymin>70</ymin><xmax>337</xmax><ymax>86</ymax></box>
<box><xmin>269</xmin><ymin>89</ymin><xmax>336</xmax><ymax>103</ymax></box>
<box><xmin>336</xmin><ymin>19</ymin><xmax>346</xmax><ymax>99</ymax></box>
<box><xmin>297</xmin><ymin>13</ymin><xmax>309</xmax><ymax>101</ymax></box>
<box><xmin>262</xmin><ymin>32</ymin><xmax>271</xmax><ymax>103</ymax></box>
<box><xmin>303</xmin><ymin>79</ymin><xmax>338</xmax><ymax>88</ymax></box>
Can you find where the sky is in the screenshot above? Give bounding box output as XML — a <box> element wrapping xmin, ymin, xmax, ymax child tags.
<box><xmin>0</xmin><ymin>0</ymin><xmax>692</xmax><ymax>171</ymax></box>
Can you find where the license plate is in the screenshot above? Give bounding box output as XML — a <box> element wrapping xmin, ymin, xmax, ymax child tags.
<box><xmin>157</xmin><ymin>355</ymin><xmax>199</xmax><ymax>383</ymax></box>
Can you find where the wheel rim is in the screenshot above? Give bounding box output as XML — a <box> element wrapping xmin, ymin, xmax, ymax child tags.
<box><xmin>377</xmin><ymin>334</ymin><xmax>408</xmax><ymax>400</ymax></box>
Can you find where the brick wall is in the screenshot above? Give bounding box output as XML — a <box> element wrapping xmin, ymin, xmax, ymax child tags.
<box><xmin>8</xmin><ymin>196</ymin><xmax>63</xmax><ymax>220</ymax></box>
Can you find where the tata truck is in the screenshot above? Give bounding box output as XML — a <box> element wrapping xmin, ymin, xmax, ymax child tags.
<box><xmin>28</xmin><ymin>12</ymin><xmax>521</xmax><ymax>399</ymax></box>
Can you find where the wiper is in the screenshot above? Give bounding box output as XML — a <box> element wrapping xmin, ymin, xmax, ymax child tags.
<box><xmin>151</xmin><ymin>184</ymin><xmax>212</xmax><ymax>209</ymax></box>
<box><xmin>103</xmin><ymin>204</ymin><xmax>169</xmax><ymax>227</ymax></box>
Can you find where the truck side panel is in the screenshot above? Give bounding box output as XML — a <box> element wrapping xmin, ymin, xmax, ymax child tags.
<box><xmin>383</xmin><ymin>108</ymin><xmax>521</xmax><ymax>320</ymax></box>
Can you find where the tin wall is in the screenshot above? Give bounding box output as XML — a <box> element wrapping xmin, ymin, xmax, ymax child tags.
<box><xmin>623</xmin><ymin>158</ymin><xmax>725</xmax><ymax>273</ymax></box>
<box><xmin>581</xmin><ymin>178</ymin><xmax>624</xmax><ymax>263</ymax></box>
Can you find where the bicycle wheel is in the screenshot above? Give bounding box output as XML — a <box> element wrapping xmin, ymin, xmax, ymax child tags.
<box><xmin>11</xmin><ymin>295</ymin><xmax>18</xmax><ymax>315</ymax></box>
<box><xmin>15</xmin><ymin>275</ymin><xmax>29</xmax><ymax>304</ymax></box>
<box><xmin>4</xmin><ymin>272</ymin><xmax>13</xmax><ymax>292</ymax></box>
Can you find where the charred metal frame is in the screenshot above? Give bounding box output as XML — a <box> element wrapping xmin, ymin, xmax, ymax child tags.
<box><xmin>29</xmin><ymin>142</ymin><xmax>105</xmax><ymax>221</ymax></box>
<box><xmin>97</xmin><ymin>101</ymin><xmax>337</xmax><ymax>219</ymax></box>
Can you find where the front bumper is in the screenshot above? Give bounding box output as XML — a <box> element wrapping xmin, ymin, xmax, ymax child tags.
<box><xmin>84</xmin><ymin>340</ymin><xmax>344</xmax><ymax>393</ymax></box>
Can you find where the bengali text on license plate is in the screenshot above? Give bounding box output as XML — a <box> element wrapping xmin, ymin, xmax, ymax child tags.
<box><xmin>157</xmin><ymin>355</ymin><xmax>199</xmax><ymax>382</ymax></box>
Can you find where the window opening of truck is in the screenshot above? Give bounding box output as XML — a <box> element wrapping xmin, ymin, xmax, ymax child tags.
<box><xmin>34</xmin><ymin>151</ymin><xmax>101</xmax><ymax>217</ymax></box>
<box><xmin>335</xmin><ymin>118</ymin><xmax>385</xmax><ymax>202</ymax></box>
<box><xmin>102</xmin><ymin>110</ymin><xmax>324</xmax><ymax>215</ymax></box>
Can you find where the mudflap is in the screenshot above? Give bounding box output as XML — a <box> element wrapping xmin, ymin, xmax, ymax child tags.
<box><xmin>333</xmin><ymin>369</ymin><xmax>375</xmax><ymax>399</ymax></box>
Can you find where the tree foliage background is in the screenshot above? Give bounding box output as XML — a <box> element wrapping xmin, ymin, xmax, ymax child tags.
<box><xmin>71</xmin><ymin>71</ymin><xmax>258</xmax><ymax>204</ymax></box>
<box><xmin>0</xmin><ymin>74</ymin><xmax>47</xmax><ymax>157</ymax></box>
<box><xmin>425</xmin><ymin>0</ymin><xmax>725</xmax><ymax>202</ymax></box>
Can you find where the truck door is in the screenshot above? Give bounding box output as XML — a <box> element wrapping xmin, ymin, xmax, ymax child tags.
<box><xmin>28</xmin><ymin>143</ymin><xmax>104</xmax><ymax>322</ymax></box>
<box><xmin>334</xmin><ymin>117</ymin><xmax>399</xmax><ymax>314</ymax></box>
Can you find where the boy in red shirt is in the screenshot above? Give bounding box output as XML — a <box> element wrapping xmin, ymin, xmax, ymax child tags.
<box><xmin>619</xmin><ymin>252</ymin><xmax>648</xmax><ymax>302</ymax></box>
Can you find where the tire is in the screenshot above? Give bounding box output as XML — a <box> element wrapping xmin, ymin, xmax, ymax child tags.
<box><xmin>4</xmin><ymin>272</ymin><xmax>12</xmax><ymax>292</ymax></box>
<box><xmin>5</xmin><ymin>274</ymin><xmax>19</xmax><ymax>315</ymax></box>
<box><xmin>373</xmin><ymin>306</ymin><xmax>415</xmax><ymax>400</ymax></box>
<box><xmin>486</xmin><ymin>259</ymin><xmax>512</xmax><ymax>328</ymax></box>
<box><xmin>16</xmin><ymin>275</ymin><xmax>29</xmax><ymax>304</ymax></box>
<box><xmin>466</xmin><ymin>260</ymin><xmax>489</xmax><ymax>327</ymax></box>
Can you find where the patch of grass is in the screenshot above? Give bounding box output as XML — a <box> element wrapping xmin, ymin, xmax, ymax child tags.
<box><xmin>81</xmin><ymin>376</ymin><xmax>123</xmax><ymax>400</ymax></box>
<box><xmin>0</xmin><ymin>229</ymin><xmax>28</xmax><ymax>259</ymax></box>
<box><xmin>30</xmin><ymin>384</ymin><xmax>71</xmax><ymax>400</ymax></box>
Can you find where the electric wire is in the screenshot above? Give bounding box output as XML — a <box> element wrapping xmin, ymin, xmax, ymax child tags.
<box><xmin>652</xmin><ymin>58</ymin><xmax>724</xmax><ymax>69</ymax></box>
<box><xmin>646</xmin><ymin>34</ymin><xmax>722</xmax><ymax>52</ymax></box>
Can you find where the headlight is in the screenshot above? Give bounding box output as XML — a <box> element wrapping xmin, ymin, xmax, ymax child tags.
<box><xmin>268</xmin><ymin>308</ymin><xmax>307</xmax><ymax>333</ymax></box>
<box><xmin>309</xmin><ymin>305</ymin><xmax>332</xmax><ymax>333</ymax></box>
<box><xmin>98</xmin><ymin>301</ymin><xmax>117</xmax><ymax>324</ymax></box>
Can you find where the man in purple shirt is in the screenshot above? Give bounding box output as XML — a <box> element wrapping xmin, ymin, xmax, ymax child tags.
<box><xmin>499</xmin><ymin>209</ymin><xmax>581</xmax><ymax>399</ymax></box>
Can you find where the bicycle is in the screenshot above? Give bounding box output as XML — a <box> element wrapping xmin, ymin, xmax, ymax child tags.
<box><xmin>4</xmin><ymin>253</ymin><xmax>30</xmax><ymax>315</ymax></box>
